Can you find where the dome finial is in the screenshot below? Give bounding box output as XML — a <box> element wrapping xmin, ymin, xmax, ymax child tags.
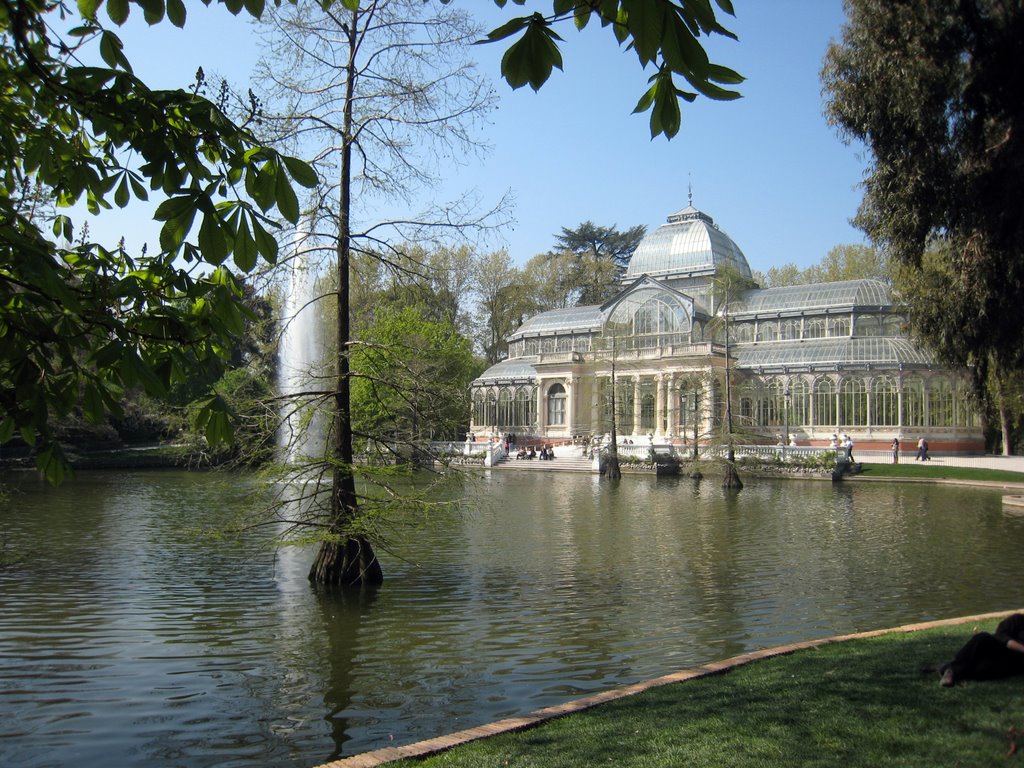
<box><xmin>688</xmin><ymin>173</ymin><xmax>693</xmax><ymax>207</ymax></box>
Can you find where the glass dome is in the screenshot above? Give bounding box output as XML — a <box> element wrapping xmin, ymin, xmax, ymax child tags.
<box><xmin>625</xmin><ymin>205</ymin><xmax>752</xmax><ymax>281</ymax></box>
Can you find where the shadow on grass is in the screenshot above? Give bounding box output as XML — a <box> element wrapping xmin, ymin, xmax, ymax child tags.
<box><xmin>396</xmin><ymin>626</ymin><xmax>1023</xmax><ymax>768</ymax></box>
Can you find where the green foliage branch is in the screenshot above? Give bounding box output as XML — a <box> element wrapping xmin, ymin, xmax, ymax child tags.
<box><xmin>476</xmin><ymin>0</ymin><xmax>743</xmax><ymax>138</ymax></box>
<box><xmin>0</xmin><ymin>0</ymin><xmax>320</xmax><ymax>481</ymax></box>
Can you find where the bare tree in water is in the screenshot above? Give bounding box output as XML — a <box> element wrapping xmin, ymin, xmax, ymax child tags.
<box><xmin>255</xmin><ymin>0</ymin><xmax>502</xmax><ymax>587</ymax></box>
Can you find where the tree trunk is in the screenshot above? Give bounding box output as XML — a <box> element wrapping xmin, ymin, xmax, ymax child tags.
<box><xmin>721</xmin><ymin>309</ymin><xmax>742</xmax><ymax>490</ymax></box>
<box><xmin>605</xmin><ymin>356</ymin><xmax>621</xmax><ymax>480</ymax></box>
<box><xmin>994</xmin><ymin>369</ymin><xmax>1013</xmax><ymax>456</ymax></box>
<box><xmin>309</xmin><ymin>8</ymin><xmax>382</xmax><ymax>586</ymax></box>
<box><xmin>1000</xmin><ymin>405</ymin><xmax>1012</xmax><ymax>457</ymax></box>
<box><xmin>722</xmin><ymin>455</ymin><xmax>743</xmax><ymax>490</ymax></box>
<box><xmin>308</xmin><ymin>535</ymin><xmax>383</xmax><ymax>587</ymax></box>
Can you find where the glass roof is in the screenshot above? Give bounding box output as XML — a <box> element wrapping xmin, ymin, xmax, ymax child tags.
<box><xmin>508</xmin><ymin>307</ymin><xmax>604</xmax><ymax>340</ymax></box>
<box><xmin>737</xmin><ymin>279</ymin><xmax>892</xmax><ymax>315</ymax></box>
<box><xmin>735</xmin><ymin>337</ymin><xmax>934</xmax><ymax>370</ymax></box>
<box><xmin>472</xmin><ymin>356</ymin><xmax>539</xmax><ymax>384</ymax></box>
<box><xmin>625</xmin><ymin>206</ymin><xmax>752</xmax><ymax>281</ymax></box>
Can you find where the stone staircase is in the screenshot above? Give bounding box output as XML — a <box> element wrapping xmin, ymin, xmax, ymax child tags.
<box><xmin>493</xmin><ymin>446</ymin><xmax>594</xmax><ymax>473</ymax></box>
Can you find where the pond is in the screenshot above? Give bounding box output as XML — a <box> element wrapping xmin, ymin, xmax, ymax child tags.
<box><xmin>2</xmin><ymin>469</ymin><xmax>1023</xmax><ymax>768</ymax></box>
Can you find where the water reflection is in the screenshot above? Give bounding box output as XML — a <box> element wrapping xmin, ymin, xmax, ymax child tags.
<box><xmin>1</xmin><ymin>470</ymin><xmax>1023</xmax><ymax>767</ymax></box>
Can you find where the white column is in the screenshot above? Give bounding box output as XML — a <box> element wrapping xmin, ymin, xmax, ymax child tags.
<box><xmin>632</xmin><ymin>375</ymin><xmax>642</xmax><ymax>437</ymax></box>
<box><xmin>536</xmin><ymin>380</ymin><xmax>546</xmax><ymax>435</ymax></box>
<box><xmin>654</xmin><ymin>374</ymin><xmax>665</xmax><ymax>438</ymax></box>
<box><xmin>565</xmin><ymin>375</ymin><xmax>574</xmax><ymax>436</ymax></box>
<box><xmin>667</xmin><ymin>374</ymin><xmax>676</xmax><ymax>438</ymax></box>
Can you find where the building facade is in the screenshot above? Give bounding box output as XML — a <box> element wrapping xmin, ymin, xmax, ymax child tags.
<box><xmin>470</xmin><ymin>204</ymin><xmax>983</xmax><ymax>452</ymax></box>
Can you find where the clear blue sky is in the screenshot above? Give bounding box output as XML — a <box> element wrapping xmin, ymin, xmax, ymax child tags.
<box><xmin>98</xmin><ymin>1</ymin><xmax>866</xmax><ymax>277</ymax></box>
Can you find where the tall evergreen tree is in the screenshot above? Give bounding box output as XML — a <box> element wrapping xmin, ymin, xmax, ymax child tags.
<box><xmin>822</xmin><ymin>0</ymin><xmax>1024</xmax><ymax>384</ymax></box>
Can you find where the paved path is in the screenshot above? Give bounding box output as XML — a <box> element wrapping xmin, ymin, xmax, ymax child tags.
<box><xmin>856</xmin><ymin>450</ymin><xmax>1024</xmax><ymax>472</ymax></box>
<box><xmin>491</xmin><ymin>446</ymin><xmax>1024</xmax><ymax>475</ymax></box>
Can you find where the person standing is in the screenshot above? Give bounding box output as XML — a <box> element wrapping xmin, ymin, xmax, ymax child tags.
<box><xmin>891</xmin><ymin>437</ymin><xmax>900</xmax><ymax>464</ymax></box>
<box><xmin>916</xmin><ymin>436</ymin><xmax>927</xmax><ymax>461</ymax></box>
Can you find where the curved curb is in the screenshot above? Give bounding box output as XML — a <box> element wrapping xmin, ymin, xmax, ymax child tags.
<box><xmin>313</xmin><ymin>609</ymin><xmax>1023</xmax><ymax>768</ymax></box>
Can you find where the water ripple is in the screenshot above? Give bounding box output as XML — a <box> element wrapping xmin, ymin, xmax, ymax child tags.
<box><xmin>2</xmin><ymin>471</ymin><xmax>1023</xmax><ymax>767</ymax></box>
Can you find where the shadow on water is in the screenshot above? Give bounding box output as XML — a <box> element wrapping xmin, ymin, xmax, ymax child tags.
<box><xmin>311</xmin><ymin>585</ymin><xmax>381</xmax><ymax>763</ymax></box>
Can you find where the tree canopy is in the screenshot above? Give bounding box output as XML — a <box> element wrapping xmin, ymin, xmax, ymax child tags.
<box><xmin>822</xmin><ymin>0</ymin><xmax>1024</xmax><ymax>381</ymax></box>
<box><xmin>554</xmin><ymin>221</ymin><xmax>647</xmax><ymax>271</ymax></box>
<box><xmin>754</xmin><ymin>243</ymin><xmax>889</xmax><ymax>288</ymax></box>
<box><xmin>351</xmin><ymin>304</ymin><xmax>479</xmax><ymax>449</ymax></box>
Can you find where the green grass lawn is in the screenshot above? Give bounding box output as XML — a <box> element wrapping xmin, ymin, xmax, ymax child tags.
<box><xmin>389</xmin><ymin>622</ymin><xmax>1024</xmax><ymax>768</ymax></box>
<box><xmin>856</xmin><ymin>464</ymin><xmax>1024</xmax><ymax>484</ymax></box>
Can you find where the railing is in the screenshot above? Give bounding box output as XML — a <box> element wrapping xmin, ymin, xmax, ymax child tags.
<box><xmin>601</xmin><ymin>442</ymin><xmax>838</xmax><ymax>463</ymax></box>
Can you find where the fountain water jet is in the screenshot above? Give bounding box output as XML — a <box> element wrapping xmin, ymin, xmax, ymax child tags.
<box><xmin>277</xmin><ymin>226</ymin><xmax>326</xmax><ymax>462</ymax></box>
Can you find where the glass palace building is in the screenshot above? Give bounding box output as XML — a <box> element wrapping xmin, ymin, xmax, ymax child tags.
<box><xmin>470</xmin><ymin>204</ymin><xmax>983</xmax><ymax>452</ymax></box>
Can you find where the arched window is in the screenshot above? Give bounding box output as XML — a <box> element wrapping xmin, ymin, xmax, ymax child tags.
<box><xmin>677</xmin><ymin>379</ymin><xmax>703</xmax><ymax>435</ymax></box>
<box><xmin>472</xmin><ymin>389</ymin><xmax>487</xmax><ymax>427</ymax></box>
<box><xmin>556</xmin><ymin>336</ymin><xmax>573</xmax><ymax>352</ymax></box>
<box><xmin>805</xmin><ymin>319</ymin><xmax>826</xmax><ymax>339</ymax></box>
<box><xmin>757</xmin><ymin>321</ymin><xmax>778</xmax><ymax>342</ymax></box>
<box><xmin>514</xmin><ymin>386</ymin><xmax>536</xmax><ymax>429</ymax></box>
<box><xmin>780</xmin><ymin>319</ymin><xmax>800</xmax><ymax>340</ymax></box>
<box><xmin>524</xmin><ymin>339</ymin><xmax>538</xmax><ymax>356</ymax></box>
<box><xmin>764</xmin><ymin>379</ymin><xmax>784</xmax><ymax>427</ymax></box>
<box><xmin>855</xmin><ymin>314</ymin><xmax>882</xmax><ymax>337</ymax></box>
<box><xmin>840</xmin><ymin>377</ymin><xmax>867</xmax><ymax>426</ymax></box>
<box><xmin>486</xmin><ymin>389</ymin><xmax>498</xmax><ymax>428</ymax></box>
<box><xmin>541</xmin><ymin>338</ymin><xmax>554</xmax><ymax>353</ymax></box>
<box><xmin>929</xmin><ymin>379</ymin><xmax>955</xmax><ymax>427</ymax></box>
<box><xmin>828</xmin><ymin>316</ymin><xmax>851</xmax><ymax>337</ymax></box>
<box><xmin>883</xmin><ymin>316</ymin><xmax>903</xmax><ymax>336</ymax></box>
<box><xmin>872</xmin><ymin>376</ymin><xmax>899</xmax><ymax>426</ymax></box>
<box><xmin>498</xmin><ymin>388</ymin><xmax>514</xmax><ymax>428</ymax></box>
<box><xmin>738</xmin><ymin>381</ymin><xmax>759</xmax><ymax>427</ymax></box>
<box><xmin>639</xmin><ymin>381</ymin><xmax>656</xmax><ymax>431</ymax></box>
<box><xmin>740</xmin><ymin>396</ymin><xmax>754</xmax><ymax>424</ymax></box>
<box><xmin>790</xmin><ymin>379</ymin><xmax>809</xmax><ymax>426</ymax></box>
<box><xmin>902</xmin><ymin>378</ymin><xmax>925</xmax><ymax>427</ymax></box>
<box><xmin>616</xmin><ymin>380</ymin><xmax>635</xmax><ymax>434</ymax></box>
<box><xmin>604</xmin><ymin>289</ymin><xmax>692</xmax><ymax>350</ymax></box>
<box><xmin>813</xmin><ymin>377</ymin><xmax>837</xmax><ymax>428</ymax></box>
<box><xmin>546</xmin><ymin>383</ymin><xmax>567</xmax><ymax>426</ymax></box>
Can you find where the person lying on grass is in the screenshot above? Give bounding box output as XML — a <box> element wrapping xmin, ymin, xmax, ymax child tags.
<box><xmin>938</xmin><ymin>613</ymin><xmax>1024</xmax><ymax>686</ymax></box>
